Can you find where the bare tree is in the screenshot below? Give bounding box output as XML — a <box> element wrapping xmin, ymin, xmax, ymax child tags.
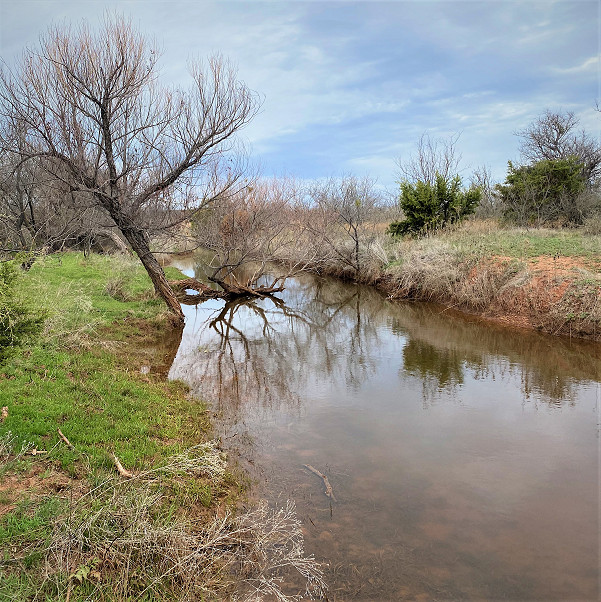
<box><xmin>470</xmin><ymin>164</ymin><xmax>500</xmax><ymax>218</ymax></box>
<box><xmin>517</xmin><ymin>110</ymin><xmax>601</xmax><ymax>185</ymax></box>
<box><xmin>305</xmin><ymin>175</ymin><xmax>382</xmax><ymax>277</ymax></box>
<box><xmin>397</xmin><ymin>132</ymin><xmax>463</xmax><ymax>185</ymax></box>
<box><xmin>0</xmin><ymin>149</ymin><xmax>127</xmax><ymax>255</ymax></box>
<box><xmin>0</xmin><ymin>16</ymin><xmax>259</xmax><ymax>322</ymax></box>
<box><xmin>191</xmin><ymin>177</ymin><xmax>321</xmax><ymax>297</ymax></box>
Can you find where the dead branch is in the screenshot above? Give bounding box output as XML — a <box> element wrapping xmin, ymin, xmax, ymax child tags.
<box><xmin>57</xmin><ymin>428</ymin><xmax>74</xmax><ymax>450</ymax></box>
<box><xmin>112</xmin><ymin>453</ymin><xmax>134</xmax><ymax>478</ymax></box>
<box><xmin>169</xmin><ymin>277</ymin><xmax>285</xmax><ymax>303</ymax></box>
<box><xmin>304</xmin><ymin>464</ymin><xmax>337</xmax><ymax>502</ymax></box>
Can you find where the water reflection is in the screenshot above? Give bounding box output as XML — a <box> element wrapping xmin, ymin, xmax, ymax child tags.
<box><xmin>170</xmin><ymin>276</ymin><xmax>385</xmax><ymax>421</ymax></box>
<box><xmin>167</xmin><ymin>260</ymin><xmax>600</xmax><ymax>601</ymax></box>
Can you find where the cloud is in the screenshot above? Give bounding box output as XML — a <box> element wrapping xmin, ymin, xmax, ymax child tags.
<box><xmin>1</xmin><ymin>0</ymin><xmax>597</xmax><ymax>189</ymax></box>
<box><xmin>552</xmin><ymin>56</ymin><xmax>598</xmax><ymax>75</ymax></box>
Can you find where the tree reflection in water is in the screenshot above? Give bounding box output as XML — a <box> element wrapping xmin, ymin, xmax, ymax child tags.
<box><xmin>170</xmin><ymin>266</ymin><xmax>600</xmax><ymax>419</ymax></box>
<box><xmin>170</xmin><ymin>277</ymin><xmax>386</xmax><ymax>432</ymax></box>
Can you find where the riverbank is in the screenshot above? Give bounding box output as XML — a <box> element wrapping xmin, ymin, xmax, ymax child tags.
<box><xmin>384</xmin><ymin>222</ymin><xmax>601</xmax><ymax>341</ymax></box>
<box><xmin>0</xmin><ymin>253</ymin><xmax>320</xmax><ymax>601</ymax></box>
<box><xmin>300</xmin><ymin>220</ymin><xmax>601</xmax><ymax>342</ymax></box>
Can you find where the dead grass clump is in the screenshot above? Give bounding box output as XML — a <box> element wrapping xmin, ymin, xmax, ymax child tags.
<box><xmin>103</xmin><ymin>276</ymin><xmax>132</xmax><ymax>302</ymax></box>
<box><xmin>455</xmin><ymin>258</ymin><xmax>527</xmax><ymax>310</ymax></box>
<box><xmin>101</xmin><ymin>254</ymin><xmax>143</xmax><ymax>302</ymax></box>
<box><xmin>582</xmin><ymin>212</ymin><xmax>601</xmax><ymax>235</ymax></box>
<box><xmin>545</xmin><ymin>272</ymin><xmax>601</xmax><ymax>339</ymax></box>
<box><xmin>0</xmin><ymin>431</ymin><xmax>36</xmax><ymax>468</ymax></box>
<box><xmin>386</xmin><ymin>239</ymin><xmax>470</xmax><ymax>301</ymax></box>
<box><xmin>36</xmin><ymin>282</ymin><xmax>101</xmax><ymax>350</ymax></box>
<box><xmin>7</xmin><ymin>444</ymin><xmax>327</xmax><ymax>601</ymax></box>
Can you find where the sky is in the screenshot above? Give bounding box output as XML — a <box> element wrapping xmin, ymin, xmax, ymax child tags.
<box><xmin>0</xmin><ymin>0</ymin><xmax>598</xmax><ymax>192</ymax></box>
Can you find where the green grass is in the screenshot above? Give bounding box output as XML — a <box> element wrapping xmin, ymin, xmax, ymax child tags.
<box><xmin>0</xmin><ymin>346</ymin><xmax>202</xmax><ymax>471</ymax></box>
<box><xmin>0</xmin><ymin>252</ymin><xmax>239</xmax><ymax>601</ymax></box>
<box><xmin>439</xmin><ymin>221</ymin><xmax>601</xmax><ymax>260</ymax></box>
<box><xmin>0</xmin><ymin>253</ymin><xmax>203</xmax><ymax>471</ymax></box>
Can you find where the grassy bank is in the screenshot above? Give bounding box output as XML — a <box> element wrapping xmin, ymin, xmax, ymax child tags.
<box><xmin>280</xmin><ymin>219</ymin><xmax>600</xmax><ymax>342</ymax></box>
<box><xmin>379</xmin><ymin>221</ymin><xmax>601</xmax><ymax>340</ymax></box>
<box><xmin>0</xmin><ymin>253</ymin><xmax>325</xmax><ymax>601</ymax></box>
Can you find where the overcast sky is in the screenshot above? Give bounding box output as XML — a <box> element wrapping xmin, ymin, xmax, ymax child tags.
<box><xmin>0</xmin><ymin>0</ymin><xmax>598</xmax><ymax>191</ymax></box>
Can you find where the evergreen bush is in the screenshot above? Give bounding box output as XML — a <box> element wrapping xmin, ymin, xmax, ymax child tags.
<box><xmin>388</xmin><ymin>174</ymin><xmax>481</xmax><ymax>236</ymax></box>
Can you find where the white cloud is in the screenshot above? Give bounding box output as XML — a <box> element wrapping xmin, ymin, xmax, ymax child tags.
<box><xmin>552</xmin><ymin>56</ymin><xmax>598</xmax><ymax>75</ymax></box>
<box><xmin>1</xmin><ymin>0</ymin><xmax>596</xmax><ymax>189</ymax></box>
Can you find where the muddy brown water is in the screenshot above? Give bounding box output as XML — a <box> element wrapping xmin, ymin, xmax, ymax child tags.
<box><xmin>167</xmin><ymin>259</ymin><xmax>600</xmax><ymax>601</ymax></box>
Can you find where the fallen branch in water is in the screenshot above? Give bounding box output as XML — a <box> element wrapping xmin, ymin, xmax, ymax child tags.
<box><xmin>303</xmin><ymin>464</ymin><xmax>337</xmax><ymax>502</ymax></box>
<box><xmin>169</xmin><ymin>277</ymin><xmax>285</xmax><ymax>304</ymax></box>
<box><xmin>112</xmin><ymin>453</ymin><xmax>134</xmax><ymax>478</ymax></box>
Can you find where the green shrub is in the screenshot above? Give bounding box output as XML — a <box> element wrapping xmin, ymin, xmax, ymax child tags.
<box><xmin>496</xmin><ymin>157</ymin><xmax>588</xmax><ymax>226</ymax></box>
<box><xmin>0</xmin><ymin>260</ymin><xmax>44</xmax><ymax>361</ymax></box>
<box><xmin>388</xmin><ymin>174</ymin><xmax>481</xmax><ymax>236</ymax></box>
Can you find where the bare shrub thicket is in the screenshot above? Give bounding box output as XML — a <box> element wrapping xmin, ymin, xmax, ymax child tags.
<box><xmin>471</xmin><ymin>165</ymin><xmax>501</xmax><ymax>218</ymax></box>
<box><xmin>0</xmin><ymin>151</ymin><xmax>127</xmax><ymax>255</ymax></box>
<box><xmin>303</xmin><ymin>175</ymin><xmax>385</xmax><ymax>280</ymax></box>
<box><xmin>193</xmin><ymin>178</ymin><xmax>323</xmax><ymax>296</ymax></box>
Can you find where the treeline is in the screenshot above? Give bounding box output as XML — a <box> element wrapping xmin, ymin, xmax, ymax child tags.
<box><xmin>0</xmin><ymin>16</ymin><xmax>599</xmax><ymax>321</ymax></box>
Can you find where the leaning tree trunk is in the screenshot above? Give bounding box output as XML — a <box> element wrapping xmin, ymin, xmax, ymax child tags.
<box><xmin>119</xmin><ymin>223</ymin><xmax>185</xmax><ymax>324</ymax></box>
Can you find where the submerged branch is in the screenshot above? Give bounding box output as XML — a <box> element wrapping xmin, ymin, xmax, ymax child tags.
<box><xmin>169</xmin><ymin>277</ymin><xmax>285</xmax><ymax>304</ymax></box>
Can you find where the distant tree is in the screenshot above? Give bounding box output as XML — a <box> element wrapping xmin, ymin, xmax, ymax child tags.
<box><xmin>0</xmin><ymin>16</ymin><xmax>259</xmax><ymax>322</ymax></box>
<box><xmin>305</xmin><ymin>176</ymin><xmax>382</xmax><ymax>276</ymax></box>
<box><xmin>397</xmin><ymin>132</ymin><xmax>463</xmax><ymax>188</ymax></box>
<box><xmin>495</xmin><ymin>157</ymin><xmax>588</xmax><ymax>225</ymax></box>
<box><xmin>388</xmin><ymin>174</ymin><xmax>481</xmax><ymax>236</ymax></box>
<box><xmin>517</xmin><ymin>110</ymin><xmax>601</xmax><ymax>185</ymax></box>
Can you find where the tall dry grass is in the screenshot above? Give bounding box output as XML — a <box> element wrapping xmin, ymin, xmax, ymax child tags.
<box><xmin>3</xmin><ymin>442</ymin><xmax>327</xmax><ymax>601</ymax></box>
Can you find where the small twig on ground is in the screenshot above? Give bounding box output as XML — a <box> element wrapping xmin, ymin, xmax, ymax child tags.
<box><xmin>1</xmin><ymin>407</ymin><xmax>7</xmax><ymax>423</ymax></box>
<box><xmin>112</xmin><ymin>453</ymin><xmax>134</xmax><ymax>478</ymax></box>
<box><xmin>304</xmin><ymin>464</ymin><xmax>337</xmax><ymax>502</ymax></box>
<box><xmin>65</xmin><ymin>581</ymin><xmax>73</xmax><ymax>602</ymax></box>
<box><xmin>57</xmin><ymin>428</ymin><xmax>74</xmax><ymax>450</ymax></box>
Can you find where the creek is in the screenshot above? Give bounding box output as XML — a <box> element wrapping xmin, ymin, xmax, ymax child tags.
<box><xmin>166</xmin><ymin>257</ymin><xmax>600</xmax><ymax>601</ymax></box>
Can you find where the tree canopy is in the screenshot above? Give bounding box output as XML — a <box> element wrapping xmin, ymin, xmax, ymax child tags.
<box><xmin>388</xmin><ymin>174</ymin><xmax>481</xmax><ymax>236</ymax></box>
<box><xmin>0</xmin><ymin>16</ymin><xmax>260</xmax><ymax>322</ymax></box>
<box><xmin>495</xmin><ymin>157</ymin><xmax>587</xmax><ymax>225</ymax></box>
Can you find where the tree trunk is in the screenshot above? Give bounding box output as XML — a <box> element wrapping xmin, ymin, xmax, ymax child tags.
<box><xmin>120</xmin><ymin>224</ymin><xmax>185</xmax><ymax>324</ymax></box>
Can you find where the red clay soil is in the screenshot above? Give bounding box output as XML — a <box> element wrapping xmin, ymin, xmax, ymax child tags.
<box><xmin>382</xmin><ymin>255</ymin><xmax>601</xmax><ymax>341</ymax></box>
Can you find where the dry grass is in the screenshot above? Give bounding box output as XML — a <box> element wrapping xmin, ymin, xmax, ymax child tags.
<box><xmin>3</xmin><ymin>443</ymin><xmax>327</xmax><ymax>602</ymax></box>
<box><xmin>377</xmin><ymin>220</ymin><xmax>601</xmax><ymax>340</ymax></box>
